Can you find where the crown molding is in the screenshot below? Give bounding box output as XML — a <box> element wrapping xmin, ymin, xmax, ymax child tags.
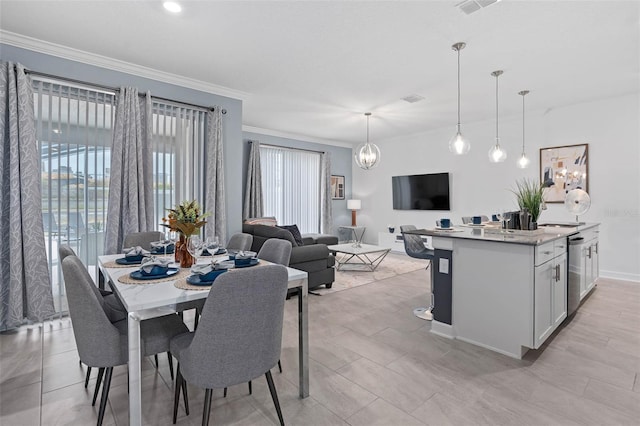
<box><xmin>0</xmin><ymin>30</ymin><xmax>249</xmax><ymax>101</ymax></box>
<box><xmin>242</xmin><ymin>125</ymin><xmax>353</xmax><ymax>149</ymax></box>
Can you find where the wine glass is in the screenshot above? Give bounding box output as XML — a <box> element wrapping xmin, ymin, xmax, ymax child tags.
<box><xmin>497</xmin><ymin>209</ymin><xmax>511</xmax><ymax>230</ymax></box>
<box><xmin>205</xmin><ymin>235</ymin><xmax>219</xmax><ymax>256</ymax></box>
<box><xmin>187</xmin><ymin>235</ymin><xmax>204</xmax><ymax>265</ymax></box>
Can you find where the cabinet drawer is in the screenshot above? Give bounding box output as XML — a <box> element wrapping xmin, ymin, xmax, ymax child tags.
<box><xmin>554</xmin><ymin>238</ymin><xmax>568</xmax><ymax>258</ymax></box>
<box><xmin>535</xmin><ymin>242</ymin><xmax>555</xmax><ymax>266</ymax></box>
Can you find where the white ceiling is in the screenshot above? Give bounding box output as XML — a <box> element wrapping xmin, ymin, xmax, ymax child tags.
<box><xmin>1</xmin><ymin>0</ymin><xmax>639</xmax><ymax>145</ymax></box>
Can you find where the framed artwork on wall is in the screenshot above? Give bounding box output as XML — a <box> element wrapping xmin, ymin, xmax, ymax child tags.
<box><xmin>540</xmin><ymin>143</ymin><xmax>589</xmax><ymax>203</ymax></box>
<box><xmin>331</xmin><ymin>175</ymin><xmax>345</xmax><ymax>200</ymax></box>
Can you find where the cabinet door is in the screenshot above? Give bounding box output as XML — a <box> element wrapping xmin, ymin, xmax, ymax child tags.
<box><xmin>534</xmin><ymin>261</ymin><xmax>554</xmax><ymax>349</ymax></box>
<box><xmin>553</xmin><ymin>253</ymin><xmax>567</xmax><ymax>328</ymax></box>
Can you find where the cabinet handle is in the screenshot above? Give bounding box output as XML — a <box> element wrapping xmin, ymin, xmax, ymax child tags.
<box><xmin>542</xmin><ymin>251</ymin><xmax>552</xmax><ymax>255</ymax></box>
<box><xmin>594</xmin><ymin>242</ymin><xmax>598</xmax><ymax>254</ymax></box>
<box><xmin>588</xmin><ymin>246</ymin><xmax>592</xmax><ymax>259</ymax></box>
<box><xmin>555</xmin><ymin>264</ymin><xmax>560</xmax><ymax>282</ymax></box>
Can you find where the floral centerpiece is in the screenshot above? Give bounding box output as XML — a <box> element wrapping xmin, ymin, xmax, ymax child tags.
<box><xmin>161</xmin><ymin>200</ymin><xmax>208</xmax><ymax>266</ymax></box>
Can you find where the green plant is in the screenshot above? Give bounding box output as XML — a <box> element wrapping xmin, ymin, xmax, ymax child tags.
<box><xmin>512</xmin><ymin>178</ymin><xmax>545</xmax><ymax>222</ymax></box>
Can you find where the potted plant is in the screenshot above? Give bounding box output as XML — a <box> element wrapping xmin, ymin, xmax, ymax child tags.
<box><xmin>512</xmin><ymin>178</ymin><xmax>545</xmax><ymax>230</ymax></box>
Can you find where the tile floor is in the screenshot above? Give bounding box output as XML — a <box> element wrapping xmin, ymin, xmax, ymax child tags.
<box><xmin>1</xmin><ymin>271</ymin><xmax>639</xmax><ymax>425</ymax></box>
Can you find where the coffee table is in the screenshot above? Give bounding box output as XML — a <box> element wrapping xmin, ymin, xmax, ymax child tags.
<box><xmin>328</xmin><ymin>243</ymin><xmax>391</xmax><ymax>271</ymax></box>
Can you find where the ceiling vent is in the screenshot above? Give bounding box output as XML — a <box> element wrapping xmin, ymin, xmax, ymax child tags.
<box><xmin>402</xmin><ymin>94</ymin><xmax>425</xmax><ymax>103</ymax></box>
<box><xmin>456</xmin><ymin>0</ymin><xmax>500</xmax><ymax>15</ymax></box>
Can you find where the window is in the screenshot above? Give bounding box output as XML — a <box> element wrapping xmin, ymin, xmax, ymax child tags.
<box><xmin>34</xmin><ymin>77</ymin><xmax>208</xmax><ymax>316</ymax></box>
<box><xmin>260</xmin><ymin>145</ymin><xmax>321</xmax><ymax>233</ymax></box>
<box><xmin>34</xmin><ymin>79</ymin><xmax>116</xmax><ymax>313</ymax></box>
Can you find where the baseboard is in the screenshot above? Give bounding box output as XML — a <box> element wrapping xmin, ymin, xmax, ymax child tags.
<box><xmin>599</xmin><ymin>270</ymin><xmax>640</xmax><ymax>283</ymax></box>
<box><xmin>430</xmin><ymin>321</ymin><xmax>455</xmax><ymax>339</ymax></box>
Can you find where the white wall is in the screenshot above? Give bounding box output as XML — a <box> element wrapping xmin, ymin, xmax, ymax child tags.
<box><xmin>353</xmin><ymin>93</ymin><xmax>639</xmax><ymax>281</ymax></box>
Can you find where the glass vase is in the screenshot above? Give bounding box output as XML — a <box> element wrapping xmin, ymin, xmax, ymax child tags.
<box><xmin>176</xmin><ymin>234</ymin><xmax>194</xmax><ymax>268</ymax></box>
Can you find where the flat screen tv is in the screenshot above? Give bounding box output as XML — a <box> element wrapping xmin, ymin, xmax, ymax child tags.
<box><xmin>392</xmin><ymin>172</ymin><xmax>450</xmax><ymax>211</ymax></box>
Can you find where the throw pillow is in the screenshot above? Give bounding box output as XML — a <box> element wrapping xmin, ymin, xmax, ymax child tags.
<box><xmin>278</xmin><ymin>224</ymin><xmax>304</xmax><ymax>247</ymax></box>
<box><xmin>244</xmin><ymin>216</ymin><xmax>277</xmax><ymax>226</ymax></box>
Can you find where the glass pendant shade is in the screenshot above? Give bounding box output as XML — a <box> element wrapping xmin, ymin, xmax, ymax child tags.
<box><xmin>517</xmin><ymin>90</ymin><xmax>530</xmax><ymax>169</ymax></box>
<box><xmin>488</xmin><ymin>138</ymin><xmax>507</xmax><ymax>163</ymax></box>
<box><xmin>489</xmin><ymin>70</ymin><xmax>506</xmax><ymax>163</ymax></box>
<box><xmin>355</xmin><ymin>112</ymin><xmax>380</xmax><ymax>170</ymax></box>
<box><xmin>449</xmin><ymin>124</ymin><xmax>470</xmax><ymax>155</ymax></box>
<box><xmin>450</xmin><ymin>42</ymin><xmax>469</xmax><ymax>155</ymax></box>
<box><xmin>517</xmin><ymin>152</ymin><xmax>531</xmax><ymax>169</ymax></box>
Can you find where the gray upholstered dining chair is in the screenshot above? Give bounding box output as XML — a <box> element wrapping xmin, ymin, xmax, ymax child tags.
<box><xmin>257</xmin><ymin>239</ymin><xmax>292</xmax><ymax>266</ymax></box>
<box><xmin>170</xmin><ymin>265</ymin><xmax>288</xmax><ymax>426</ymax></box>
<box><xmin>123</xmin><ymin>231</ymin><xmax>164</xmax><ymax>250</ymax></box>
<box><xmin>219</xmin><ymin>238</ymin><xmax>290</xmax><ymax>397</ymax></box>
<box><xmin>400</xmin><ymin>225</ymin><xmax>435</xmax><ymax>321</ymax></box>
<box><xmin>226</xmin><ymin>232</ymin><xmax>253</xmax><ymax>251</ymax></box>
<box><xmin>61</xmin><ymin>256</ymin><xmax>188</xmax><ymax>426</ymax></box>
<box><xmin>59</xmin><ymin>244</ymin><xmax>130</xmax><ymax>388</ymax></box>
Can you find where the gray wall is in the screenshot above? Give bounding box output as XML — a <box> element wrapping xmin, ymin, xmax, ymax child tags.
<box><xmin>2</xmin><ymin>44</ymin><xmax>245</xmax><ymax>238</ymax></box>
<box><xmin>242</xmin><ymin>131</ymin><xmax>352</xmax><ymax>235</ymax></box>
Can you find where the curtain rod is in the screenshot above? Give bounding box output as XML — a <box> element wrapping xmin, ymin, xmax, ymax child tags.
<box><xmin>253</xmin><ymin>141</ymin><xmax>325</xmax><ymax>155</ymax></box>
<box><xmin>21</xmin><ymin>67</ymin><xmax>226</xmax><ymax>114</ymax></box>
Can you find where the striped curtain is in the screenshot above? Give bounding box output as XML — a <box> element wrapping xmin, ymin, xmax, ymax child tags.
<box><xmin>260</xmin><ymin>145</ymin><xmax>321</xmax><ymax>234</ymax></box>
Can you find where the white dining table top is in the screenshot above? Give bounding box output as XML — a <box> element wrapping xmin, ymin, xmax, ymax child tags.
<box><xmin>98</xmin><ymin>254</ymin><xmax>308</xmax><ymax>313</ymax></box>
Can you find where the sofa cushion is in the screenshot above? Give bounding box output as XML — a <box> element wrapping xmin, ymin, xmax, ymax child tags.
<box><xmin>290</xmin><ymin>244</ymin><xmax>329</xmax><ymax>264</ymax></box>
<box><xmin>278</xmin><ymin>224</ymin><xmax>304</xmax><ymax>247</ymax></box>
<box><xmin>302</xmin><ymin>233</ymin><xmax>339</xmax><ymax>246</ymax></box>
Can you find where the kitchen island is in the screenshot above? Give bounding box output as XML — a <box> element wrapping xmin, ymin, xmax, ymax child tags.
<box><xmin>405</xmin><ymin>223</ymin><xmax>599</xmax><ymax>359</ymax></box>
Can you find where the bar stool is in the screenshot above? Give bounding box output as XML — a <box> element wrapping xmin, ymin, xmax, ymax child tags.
<box><xmin>400</xmin><ymin>225</ymin><xmax>435</xmax><ymax>321</ymax></box>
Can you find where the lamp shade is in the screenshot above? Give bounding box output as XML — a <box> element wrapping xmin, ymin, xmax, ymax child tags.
<box><xmin>347</xmin><ymin>199</ymin><xmax>361</xmax><ymax>210</ymax></box>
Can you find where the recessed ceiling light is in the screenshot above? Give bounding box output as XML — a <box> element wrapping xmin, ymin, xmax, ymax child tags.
<box><xmin>402</xmin><ymin>94</ymin><xmax>425</xmax><ymax>104</ymax></box>
<box><xmin>163</xmin><ymin>2</ymin><xmax>182</xmax><ymax>13</ymax></box>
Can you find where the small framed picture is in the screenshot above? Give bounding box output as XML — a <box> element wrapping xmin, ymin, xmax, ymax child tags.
<box><xmin>331</xmin><ymin>175</ymin><xmax>345</xmax><ymax>200</ymax></box>
<box><xmin>540</xmin><ymin>143</ymin><xmax>589</xmax><ymax>203</ymax></box>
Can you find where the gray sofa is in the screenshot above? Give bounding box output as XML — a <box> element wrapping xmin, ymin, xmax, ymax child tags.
<box><xmin>242</xmin><ymin>224</ymin><xmax>338</xmax><ymax>291</ymax></box>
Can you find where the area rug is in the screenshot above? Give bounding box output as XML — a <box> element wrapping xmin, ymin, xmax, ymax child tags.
<box><xmin>312</xmin><ymin>253</ymin><xmax>426</xmax><ymax>295</ymax></box>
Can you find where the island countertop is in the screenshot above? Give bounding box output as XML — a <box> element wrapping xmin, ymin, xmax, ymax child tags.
<box><xmin>405</xmin><ymin>222</ymin><xmax>598</xmax><ymax>246</ymax></box>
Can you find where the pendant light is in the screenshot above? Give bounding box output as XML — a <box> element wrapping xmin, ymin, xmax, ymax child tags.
<box><xmin>517</xmin><ymin>90</ymin><xmax>531</xmax><ymax>169</ymax></box>
<box><xmin>354</xmin><ymin>112</ymin><xmax>381</xmax><ymax>170</ymax></box>
<box><xmin>449</xmin><ymin>42</ymin><xmax>470</xmax><ymax>155</ymax></box>
<box><xmin>488</xmin><ymin>70</ymin><xmax>507</xmax><ymax>163</ymax></box>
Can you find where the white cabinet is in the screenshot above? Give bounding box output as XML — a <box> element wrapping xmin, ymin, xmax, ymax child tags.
<box><xmin>533</xmin><ymin>241</ymin><xmax>567</xmax><ymax>349</ymax></box>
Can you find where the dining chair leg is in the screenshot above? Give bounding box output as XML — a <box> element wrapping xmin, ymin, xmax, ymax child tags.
<box><xmin>97</xmin><ymin>367</ymin><xmax>113</xmax><ymax>426</ymax></box>
<box><xmin>265</xmin><ymin>371</ymin><xmax>284</xmax><ymax>426</ymax></box>
<box><xmin>202</xmin><ymin>388</ymin><xmax>213</xmax><ymax>426</ymax></box>
<box><xmin>154</xmin><ymin>354</ymin><xmax>159</xmax><ymax>368</ymax></box>
<box><xmin>92</xmin><ymin>368</ymin><xmax>105</xmax><ymax>406</ymax></box>
<box><xmin>172</xmin><ymin>366</ymin><xmax>182</xmax><ymax>424</ymax></box>
<box><xmin>167</xmin><ymin>352</ymin><xmax>174</xmax><ymax>380</ymax></box>
<box><xmin>194</xmin><ymin>311</ymin><xmax>199</xmax><ymax>330</ymax></box>
<box><xmin>248</xmin><ymin>380</ymin><xmax>252</xmax><ymax>395</ymax></box>
<box><xmin>223</xmin><ymin>387</ymin><xmax>227</xmax><ymax>398</ymax></box>
<box><xmin>278</xmin><ymin>360</ymin><xmax>282</xmax><ymax>373</ymax></box>
<box><xmin>182</xmin><ymin>374</ymin><xmax>189</xmax><ymax>416</ymax></box>
<box><xmin>85</xmin><ymin>366</ymin><xmax>92</xmax><ymax>388</ymax></box>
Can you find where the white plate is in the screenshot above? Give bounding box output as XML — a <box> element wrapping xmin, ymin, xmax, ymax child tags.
<box><xmin>434</xmin><ymin>226</ymin><xmax>454</xmax><ymax>230</ymax></box>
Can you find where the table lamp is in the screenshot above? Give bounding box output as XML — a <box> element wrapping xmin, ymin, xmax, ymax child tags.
<box><xmin>347</xmin><ymin>199</ymin><xmax>361</xmax><ymax>226</ymax></box>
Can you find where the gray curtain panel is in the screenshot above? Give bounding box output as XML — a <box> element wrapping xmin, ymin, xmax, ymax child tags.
<box><xmin>321</xmin><ymin>152</ymin><xmax>333</xmax><ymax>234</ymax></box>
<box><xmin>243</xmin><ymin>140</ymin><xmax>264</xmax><ymax>220</ymax></box>
<box><xmin>204</xmin><ymin>108</ymin><xmax>227</xmax><ymax>244</ymax></box>
<box><xmin>105</xmin><ymin>88</ymin><xmax>154</xmax><ymax>254</ymax></box>
<box><xmin>0</xmin><ymin>62</ymin><xmax>55</xmax><ymax>329</ymax></box>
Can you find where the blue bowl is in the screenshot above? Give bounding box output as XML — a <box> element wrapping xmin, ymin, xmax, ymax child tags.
<box><xmin>125</xmin><ymin>254</ymin><xmax>144</xmax><ymax>262</ymax></box>
<box><xmin>234</xmin><ymin>257</ymin><xmax>254</xmax><ymax>266</ymax></box>
<box><xmin>199</xmin><ymin>269</ymin><xmax>227</xmax><ymax>282</ymax></box>
<box><xmin>140</xmin><ymin>265</ymin><xmax>169</xmax><ymax>276</ymax></box>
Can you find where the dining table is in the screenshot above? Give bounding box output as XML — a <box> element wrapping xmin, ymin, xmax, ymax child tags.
<box><xmin>98</xmin><ymin>254</ymin><xmax>309</xmax><ymax>426</ymax></box>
